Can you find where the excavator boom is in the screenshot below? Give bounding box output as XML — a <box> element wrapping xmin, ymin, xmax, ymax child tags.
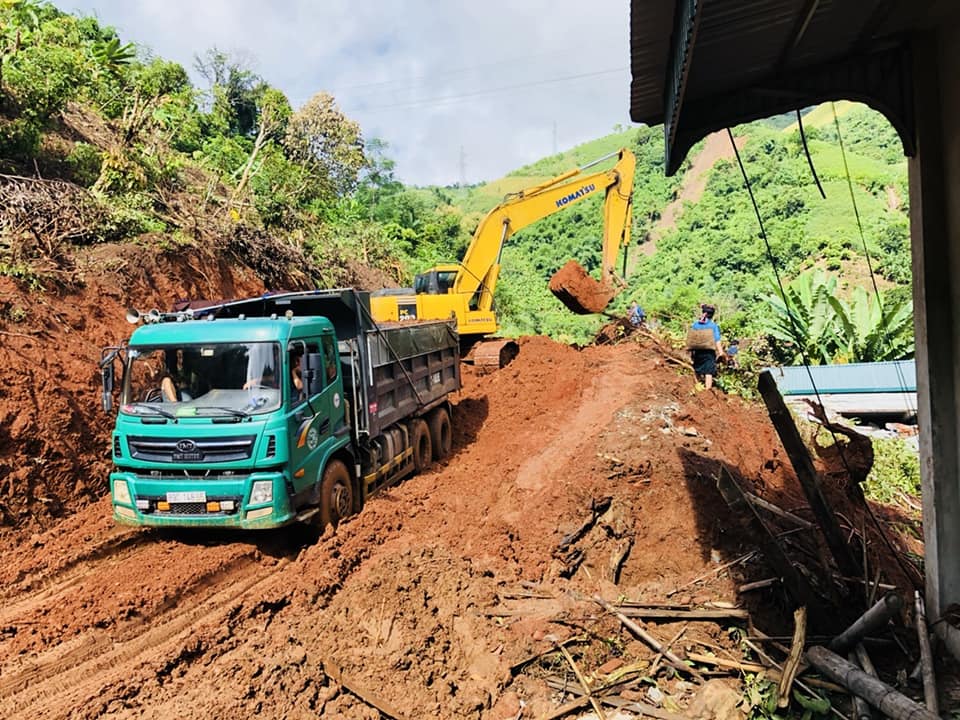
<box><xmin>369</xmin><ymin>148</ymin><xmax>636</xmax><ymax>364</ymax></box>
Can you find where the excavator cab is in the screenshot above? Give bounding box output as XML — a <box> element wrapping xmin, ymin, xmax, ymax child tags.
<box><xmin>413</xmin><ymin>266</ymin><xmax>458</xmax><ymax>295</ymax></box>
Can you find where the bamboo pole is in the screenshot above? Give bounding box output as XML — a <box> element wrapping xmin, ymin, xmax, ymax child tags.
<box><xmin>806</xmin><ymin>647</ymin><xmax>939</xmax><ymax>720</ymax></box>
<box><xmin>848</xmin><ymin>652</ymin><xmax>873</xmax><ymax>720</ymax></box>
<box><xmin>913</xmin><ymin>592</ymin><xmax>938</xmax><ymax>714</ymax></box>
<box><xmin>829</xmin><ymin>593</ymin><xmax>902</xmax><ymax>654</ymax></box>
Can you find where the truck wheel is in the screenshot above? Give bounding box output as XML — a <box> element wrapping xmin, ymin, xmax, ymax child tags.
<box><xmin>319</xmin><ymin>459</ymin><xmax>354</xmax><ymax>528</ymax></box>
<box><xmin>412</xmin><ymin>418</ymin><xmax>432</xmax><ymax>473</ymax></box>
<box><xmin>428</xmin><ymin>407</ymin><xmax>452</xmax><ymax>460</ymax></box>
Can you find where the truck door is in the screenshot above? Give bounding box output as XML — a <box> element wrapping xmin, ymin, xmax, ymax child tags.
<box><xmin>286</xmin><ymin>336</ymin><xmax>343</xmax><ymax>506</ymax></box>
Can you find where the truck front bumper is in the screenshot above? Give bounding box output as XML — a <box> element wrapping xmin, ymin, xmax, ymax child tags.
<box><xmin>110</xmin><ymin>471</ymin><xmax>296</xmax><ymax>529</ymax></box>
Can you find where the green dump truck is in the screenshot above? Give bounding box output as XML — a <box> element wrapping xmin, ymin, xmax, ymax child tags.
<box><xmin>100</xmin><ymin>289</ymin><xmax>460</xmax><ymax>529</ymax></box>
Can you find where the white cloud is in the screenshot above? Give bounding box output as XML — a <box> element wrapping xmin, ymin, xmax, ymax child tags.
<box><xmin>65</xmin><ymin>0</ymin><xmax>632</xmax><ymax>185</ymax></box>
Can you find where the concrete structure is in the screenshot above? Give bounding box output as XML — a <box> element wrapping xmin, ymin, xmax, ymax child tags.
<box><xmin>628</xmin><ymin>0</ymin><xmax>960</xmax><ymax>619</ymax></box>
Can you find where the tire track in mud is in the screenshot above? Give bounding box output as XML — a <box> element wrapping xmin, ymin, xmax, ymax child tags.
<box><xmin>0</xmin><ymin>551</ymin><xmax>292</xmax><ymax>719</ymax></box>
<box><xmin>0</xmin><ymin>532</ymin><xmax>147</xmax><ymax>626</ymax></box>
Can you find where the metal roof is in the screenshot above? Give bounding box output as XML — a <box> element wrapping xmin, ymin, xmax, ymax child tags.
<box><xmin>630</xmin><ymin>0</ymin><xmax>957</xmax><ymax>173</ymax></box>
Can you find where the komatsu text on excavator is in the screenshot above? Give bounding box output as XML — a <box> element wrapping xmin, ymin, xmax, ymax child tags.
<box><xmin>370</xmin><ymin>148</ymin><xmax>636</xmax><ymax>367</ymax></box>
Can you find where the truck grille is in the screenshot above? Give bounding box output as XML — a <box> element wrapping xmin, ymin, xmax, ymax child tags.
<box><xmin>127</xmin><ymin>435</ymin><xmax>256</xmax><ymax>463</ymax></box>
<box><xmin>140</xmin><ymin>496</ymin><xmax>242</xmax><ymax>516</ymax></box>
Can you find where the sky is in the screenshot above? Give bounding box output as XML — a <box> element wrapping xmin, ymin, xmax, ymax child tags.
<box><xmin>64</xmin><ymin>0</ymin><xmax>634</xmax><ymax>186</ymax></box>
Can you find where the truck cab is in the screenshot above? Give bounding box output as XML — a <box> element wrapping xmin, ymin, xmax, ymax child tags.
<box><xmin>109</xmin><ymin>315</ymin><xmax>349</xmax><ymax>528</ymax></box>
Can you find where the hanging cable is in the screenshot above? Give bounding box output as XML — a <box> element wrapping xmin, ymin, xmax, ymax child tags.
<box><xmin>831</xmin><ymin>102</ymin><xmax>915</xmax><ymax>417</ymax></box>
<box><xmin>727</xmin><ymin>127</ymin><xmax>921</xmax><ymax>589</ymax></box>
<box><xmin>726</xmin><ymin>128</ymin><xmax>833</xmax><ymax>419</ymax></box>
<box><xmin>797</xmin><ymin>110</ymin><xmax>826</xmax><ymax>199</ymax></box>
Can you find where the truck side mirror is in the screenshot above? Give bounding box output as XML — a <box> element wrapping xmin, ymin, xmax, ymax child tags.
<box><xmin>305</xmin><ymin>352</ymin><xmax>324</xmax><ymax>396</ymax></box>
<box><xmin>101</xmin><ymin>363</ymin><xmax>114</xmax><ymax>413</ymax></box>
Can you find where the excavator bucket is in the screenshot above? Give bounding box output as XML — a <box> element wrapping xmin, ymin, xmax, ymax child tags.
<box><xmin>464</xmin><ymin>339</ymin><xmax>520</xmax><ymax>371</ymax></box>
<box><xmin>549</xmin><ymin>260</ymin><xmax>618</xmax><ymax>315</ymax></box>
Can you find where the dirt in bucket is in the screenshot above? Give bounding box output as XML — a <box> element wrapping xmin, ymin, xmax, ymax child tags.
<box><xmin>548</xmin><ymin>259</ymin><xmax>617</xmax><ymax>314</ymax></box>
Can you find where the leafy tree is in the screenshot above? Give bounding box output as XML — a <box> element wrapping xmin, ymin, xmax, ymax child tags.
<box><xmin>233</xmin><ymin>86</ymin><xmax>291</xmax><ymax>200</ymax></box>
<box><xmin>194</xmin><ymin>47</ymin><xmax>263</xmax><ymax>137</ymax></box>
<box><xmin>827</xmin><ymin>286</ymin><xmax>914</xmax><ymax>362</ymax></box>
<box><xmin>761</xmin><ymin>269</ymin><xmax>840</xmax><ymax>364</ymax></box>
<box><xmin>283</xmin><ymin>91</ymin><xmax>365</xmax><ymax>205</ymax></box>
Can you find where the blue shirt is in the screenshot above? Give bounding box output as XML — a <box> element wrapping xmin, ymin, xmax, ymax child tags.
<box><xmin>691</xmin><ymin>319</ymin><xmax>721</xmax><ymax>342</ymax></box>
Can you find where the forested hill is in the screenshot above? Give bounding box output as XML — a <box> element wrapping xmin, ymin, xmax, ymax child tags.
<box><xmin>0</xmin><ymin>2</ymin><xmax>912</xmax><ymax>365</ymax></box>
<box><xmin>448</xmin><ymin>103</ymin><xmax>912</xmax><ymax>363</ymax></box>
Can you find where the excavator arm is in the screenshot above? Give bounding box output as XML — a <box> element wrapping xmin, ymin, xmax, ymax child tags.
<box><xmin>455</xmin><ymin>148</ymin><xmax>636</xmax><ymax>313</ymax></box>
<box><xmin>369</xmin><ymin>148</ymin><xmax>636</xmax><ymax>355</ymax></box>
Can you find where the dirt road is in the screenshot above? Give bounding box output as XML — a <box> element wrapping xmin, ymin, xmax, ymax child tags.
<box><xmin>0</xmin><ymin>331</ymin><xmax>813</xmax><ymax>719</ymax></box>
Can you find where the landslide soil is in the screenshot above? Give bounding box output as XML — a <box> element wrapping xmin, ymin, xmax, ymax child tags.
<box><xmin>0</xmin><ymin>253</ymin><xmax>920</xmax><ymax>719</ymax></box>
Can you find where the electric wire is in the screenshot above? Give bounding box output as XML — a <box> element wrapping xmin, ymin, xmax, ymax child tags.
<box><xmin>797</xmin><ymin>110</ymin><xmax>826</xmax><ymax>199</ymax></box>
<box><xmin>328</xmin><ymin>49</ymin><xmax>576</xmax><ymax>96</ymax></box>
<box><xmin>830</xmin><ymin>102</ymin><xmax>915</xmax><ymax>417</ymax></box>
<box><xmin>343</xmin><ymin>67</ymin><xmax>627</xmax><ymax>114</ymax></box>
<box><xmin>726</xmin><ymin>128</ymin><xmax>921</xmax><ymax>590</ymax></box>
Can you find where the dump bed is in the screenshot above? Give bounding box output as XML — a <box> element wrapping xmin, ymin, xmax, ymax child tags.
<box><xmin>183</xmin><ymin>289</ymin><xmax>460</xmax><ymax>438</ymax></box>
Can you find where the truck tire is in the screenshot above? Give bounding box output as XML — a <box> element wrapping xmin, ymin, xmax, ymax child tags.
<box><xmin>319</xmin><ymin>459</ymin><xmax>354</xmax><ymax>529</ymax></box>
<box><xmin>428</xmin><ymin>407</ymin><xmax>452</xmax><ymax>460</ymax></box>
<box><xmin>412</xmin><ymin>418</ymin><xmax>432</xmax><ymax>473</ymax></box>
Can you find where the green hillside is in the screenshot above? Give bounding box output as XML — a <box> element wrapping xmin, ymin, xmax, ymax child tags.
<box><xmin>0</xmin><ymin>0</ymin><xmax>912</xmax><ymax>365</ymax></box>
<box><xmin>448</xmin><ymin>103</ymin><xmax>911</xmax><ymax>353</ymax></box>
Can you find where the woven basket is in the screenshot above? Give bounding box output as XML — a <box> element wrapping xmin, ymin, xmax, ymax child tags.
<box><xmin>686</xmin><ymin>328</ymin><xmax>717</xmax><ymax>351</ymax></box>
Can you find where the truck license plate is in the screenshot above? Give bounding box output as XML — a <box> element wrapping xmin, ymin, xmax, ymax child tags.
<box><xmin>166</xmin><ymin>491</ymin><xmax>207</xmax><ymax>503</ymax></box>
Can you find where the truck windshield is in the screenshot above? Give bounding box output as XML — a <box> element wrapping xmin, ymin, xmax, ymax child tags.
<box><xmin>120</xmin><ymin>342</ymin><xmax>283</xmax><ymax>417</ymax></box>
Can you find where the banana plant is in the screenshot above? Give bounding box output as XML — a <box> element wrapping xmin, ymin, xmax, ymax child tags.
<box><xmin>91</xmin><ymin>37</ymin><xmax>136</xmax><ymax>77</ymax></box>
<box><xmin>761</xmin><ymin>268</ymin><xmax>914</xmax><ymax>364</ymax></box>
<box><xmin>827</xmin><ymin>286</ymin><xmax>914</xmax><ymax>362</ymax></box>
<box><xmin>761</xmin><ymin>269</ymin><xmax>838</xmax><ymax>364</ymax></box>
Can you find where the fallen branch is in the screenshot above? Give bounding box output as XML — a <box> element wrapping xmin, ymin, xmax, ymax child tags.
<box><xmin>742</xmin><ymin>635</ymin><xmax>850</xmax><ymax>720</ymax></box>
<box><xmin>555</xmin><ymin>641</ymin><xmax>607</xmax><ymax>720</ymax></box>
<box><xmin>509</xmin><ymin>636</ymin><xmax>587</xmax><ymax>675</ymax></box>
<box><xmin>687</xmin><ymin>652</ymin><xmax>773</xmax><ymax>676</ymax></box>
<box><xmin>593</xmin><ymin>595</ymin><xmax>703</xmax><ymax>682</ymax></box>
<box><xmin>650</xmin><ymin>622</ymin><xmax>689</xmax><ymax>676</ymax></box>
<box><xmin>806</xmin><ymin>646</ymin><xmax>939</xmax><ymax>720</ymax></box>
<box><xmin>667</xmin><ymin>551</ymin><xmax>755</xmax><ymax>596</ymax></box>
<box><xmin>617</xmin><ymin>607</ymin><xmax>749</xmax><ymax>621</ymax></box>
<box><xmin>739</xmin><ymin>578</ymin><xmax>778</xmax><ymax>593</ymax></box>
<box><xmin>543</xmin><ymin>677</ymin><xmax>684</xmax><ymax>720</ymax></box>
<box><xmin>744</xmin><ymin>492</ymin><xmax>815</xmax><ymax>529</ymax></box>
<box><xmin>777</xmin><ymin>606</ymin><xmax>808</xmax><ymax>708</ymax></box>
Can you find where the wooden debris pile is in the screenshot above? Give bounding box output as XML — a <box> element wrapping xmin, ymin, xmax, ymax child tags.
<box><xmin>485</xmin><ymin>583</ymin><xmax>950</xmax><ymax>720</ymax></box>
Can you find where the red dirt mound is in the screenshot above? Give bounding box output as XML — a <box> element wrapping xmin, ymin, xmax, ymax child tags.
<box><xmin>0</xmin><ymin>279</ymin><xmax>923</xmax><ymax>718</ymax></box>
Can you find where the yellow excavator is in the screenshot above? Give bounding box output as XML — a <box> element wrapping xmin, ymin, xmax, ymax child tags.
<box><xmin>370</xmin><ymin>147</ymin><xmax>636</xmax><ymax>367</ymax></box>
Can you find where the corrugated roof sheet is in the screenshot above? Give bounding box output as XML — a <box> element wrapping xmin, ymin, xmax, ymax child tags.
<box><xmin>630</xmin><ymin>0</ymin><xmax>949</xmax><ymax>127</ymax></box>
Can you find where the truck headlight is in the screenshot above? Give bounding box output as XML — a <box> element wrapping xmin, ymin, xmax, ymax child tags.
<box><xmin>250</xmin><ymin>480</ymin><xmax>273</xmax><ymax>504</ymax></box>
<box><xmin>113</xmin><ymin>480</ymin><xmax>132</xmax><ymax>505</ymax></box>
